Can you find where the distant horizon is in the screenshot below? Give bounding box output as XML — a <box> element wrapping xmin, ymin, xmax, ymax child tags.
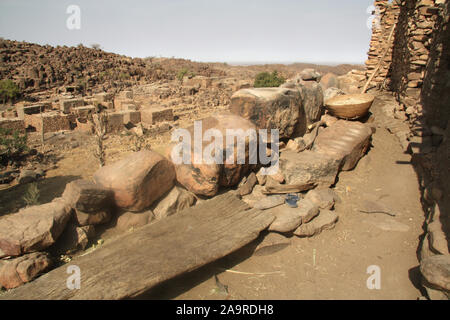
<box><xmin>1</xmin><ymin>37</ymin><xmax>365</xmax><ymax>67</ymax></box>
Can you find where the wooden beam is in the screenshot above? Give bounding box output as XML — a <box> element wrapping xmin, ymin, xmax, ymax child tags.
<box><xmin>1</xmin><ymin>192</ymin><xmax>274</xmax><ymax>300</ymax></box>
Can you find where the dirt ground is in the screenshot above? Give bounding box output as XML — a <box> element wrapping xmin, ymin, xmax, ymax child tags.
<box><xmin>0</xmin><ymin>93</ymin><xmax>426</xmax><ymax>300</ymax></box>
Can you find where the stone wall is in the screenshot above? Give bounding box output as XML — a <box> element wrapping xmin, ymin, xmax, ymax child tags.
<box><xmin>365</xmin><ymin>0</ymin><xmax>443</xmax><ymax>113</ymax></box>
<box><xmin>367</xmin><ymin>0</ymin><xmax>450</xmax><ymax>299</ymax></box>
<box><xmin>365</xmin><ymin>0</ymin><xmax>400</xmax><ymax>89</ymax></box>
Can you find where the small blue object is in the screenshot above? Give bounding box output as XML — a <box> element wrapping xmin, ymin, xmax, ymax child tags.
<box><xmin>285</xmin><ymin>193</ymin><xmax>299</xmax><ymax>208</ymax></box>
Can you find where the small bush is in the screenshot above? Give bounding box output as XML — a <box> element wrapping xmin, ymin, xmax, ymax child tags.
<box><xmin>0</xmin><ymin>79</ymin><xmax>21</xmax><ymax>104</ymax></box>
<box><xmin>23</xmin><ymin>182</ymin><xmax>40</xmax><ymax>206</ymax></box>
<box><xmin>0</xmin><ymin>127</ymin><xmax>28</xmax><ymax>164</ymax></box>
<box><xmin>176</xmin><ymin>68</ymin><xmax>195</xmax><ymax>82</ymax></box>
<box><xmin>254</xmin><ymin>71</ymin><xmax>285</xmax><ymax>88</ymax></box>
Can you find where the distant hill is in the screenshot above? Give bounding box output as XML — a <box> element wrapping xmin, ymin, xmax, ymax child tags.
<box><xmin>0</xmin><ymin>39</ymin><xmax>364</xmax><ymax>98</ymax></box>
<box><xmin>0</xmin><ymin>39</ymin><xmax>225</xmax><ymax>95</ymax></box>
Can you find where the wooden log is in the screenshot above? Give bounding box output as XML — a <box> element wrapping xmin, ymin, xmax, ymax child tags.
<box><xmin>1</xmin><ymin>192</ymin><xmax>274</xmax><ymax>300</ymax></box>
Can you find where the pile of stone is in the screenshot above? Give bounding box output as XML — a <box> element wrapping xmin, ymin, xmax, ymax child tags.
<box><xmin>238</xmin><ymin>116</ymin><xmax>373</xmax><ymax>237</ymax></box>
<box><xmin>0</xmin><ymin>149</ymin><xmax>199</xmax><ymax>290</ymax></box>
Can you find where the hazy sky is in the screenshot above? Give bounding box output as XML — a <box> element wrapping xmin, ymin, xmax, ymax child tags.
<box><xmin>0</xmin><ymin>0</ymin><xmax>374</xmax><ymax>64</ymax></box>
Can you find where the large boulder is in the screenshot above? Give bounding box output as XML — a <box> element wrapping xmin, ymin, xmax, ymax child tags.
<box><xmin>279</xmin><ymin>150</ymin><xmax>341</xmax><ymax>189</ymax></box>
<box><xmin>93</xmin><ymin>150</ymin><xmax>175</xmax><ymax>212</ymax></box>
<box><xmin>229</xmin><ymin>87</ymin><xmax>302</xmax><ymax>139</ymax></box>
<box><xmin>295</xmin><ymin>81</ymin><xmax>324</xmax><ymax>136</ymax></box>
<box><xmin>312</xmin><ymin>120</ymin><xmax>373</xmax><ymax>171</ymax></box>
<box><xmin>299</xmin><ymin>68</ymin><xmax>322</xmax><ymax>82</ymax></box>
<box><xmin>320</xmin><ymin>72</ymin><xmax>339</xmax><ymax>90</ymax></box>
<box><xmin>168</xmin><ymin>114</ymin><xmax>258</xmax><ymax>197</ymax></box>
<box><xmin>62</xmin><ymin>179</ymin><xmax>113</xmax><ymax>213</ymax></box>
<box><xmin>0</xmin><ymin>199</ymin><xmax>72</xmax><ymax>258</ymax></box>
<box><xmin>230</xmin><ymin>85</ymin><xmax>324</xmax><ymax>139</ymax></box>
<box><xmin>0</xmin><ymin>252</ymin><xmax>52</xmax><ymax>289</ymax></box>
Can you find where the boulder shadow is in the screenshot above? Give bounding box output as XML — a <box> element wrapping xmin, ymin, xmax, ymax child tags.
<box><xmin>0</xmin><ymin>175</ymin><xmax>81</xmax><ymax>217</ymax></box>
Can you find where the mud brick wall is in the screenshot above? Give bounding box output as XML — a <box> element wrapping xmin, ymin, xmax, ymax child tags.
<box><xmin>106</xmin><ymin>112</ymin><xmax>125</xmax><ymax>133</ymax></box>
<box><xmin>0</xmin><ymin>118</ymin><xmax>26</xmax><ymax>133</ymax></box>
<box><xmin>24</xmin><ymin>112</ymin><xmax>75</xmax><ymax>133</ymax></box>
<box><xmin>141</xmin><ymin>108</ymin><xmax>173</xmax><ymax>125</ymax></box>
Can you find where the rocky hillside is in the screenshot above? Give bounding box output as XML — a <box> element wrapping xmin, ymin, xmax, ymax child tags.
<box><xmin>0</xmin><ymin>39</ymin><xmax>225</xmax><ymax>95</ymax></box>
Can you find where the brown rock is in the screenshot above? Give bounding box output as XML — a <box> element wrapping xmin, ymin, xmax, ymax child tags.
<box><xmin>420</xmin><ymin>255</ymin><xmax>450</xmax><ymax>293</ymax></box>
<box><xmin>116</xmin><ymin>210</ymin><xmax>153</xmax><ymax>232</ymax></box>
<box><xmin>0</xmin><ymin>199</ymin><xmax>72</xmax><ymax>258</ymax></box>
<box><xmin>267</xmin><ymin>205</ymin><xmax>304</xmax><ymax>233</ymax></box>
<box><xmin>168</xmin><ymin>114</ymin><xmax>257</xmax><ymax>196</ymax></box>
<box><xmin>313</xmin><ymin>120</ymin><xmax>373</xmax><ymax>171</ymax></box>
<box><xmin>256</xmin><ymin>168</ymin><xmax>267</xmax><ymax>186</ymax></box>
<box><xmin>62</xmin><ymin>179</ymin><xmax>113</xmax><ymax>213</ymax></box>
<box><xmin>93</xmin><ymin>150</ymin><xmax>175</xmax><ymax>212</ymax></box>
<box><xmin>239</xmin><ymin>172</ymin><xmax>257</xmax><ymax>196</ymax></box>
<box><xmin>304</xmin><ymin>188</ymin><xmax>337</xmax><ymax>210</ymax></box>
<box><xmin>300</xmin><ymin>68</ymin><xmax>322</xmax><ymax>82</ymax></box>
<box><xmin>294</xmin><ymin>209</ymin><xmax>338</xmax><ymax>237</ymax></box>
<box><xmin>152</xmin><ymin>185</ymin><xmax>196</xmax><ymax>219</ymax></box>
<box><xmin>55</xmin><ymin>223</ymin><xmax>95</xmax><ymax>254</ymax></box>
<box><xmin>321</xmin><ymin>114</ymin><xmax>339</xmax><ymax>127</ymax></box>
<box><xmin>279</xmin><ymin>150</ymin><xmax>341</xmax><ymax>189</ymax></box>
<box><xmin>297</xmin><ymin>199</ymin><xmax>320</xmax><ymax>223</ymax></box>
<box><xmin>0</xmin><ymin>252</ymin><xmax>52</xmax><ymax>289</ymax></box>
<box><xmin>74</xmin><ymin>209</ymin><xmax>111</xmax><ymax>226</ymax></box>
<box><xmin>229</xmin><ymin>87</ymin><xmax>302</xmax><ymax>139</ymax></box>
<box><xmin>241</xmin><ymin>185</ymin><xmax>285</xmax><ymax>210</ymax></box>
<box><xmin>428</xmin><ymin>221</ymin><xmax>449</xmax><ymax>255</ymax></box>
<box><xmin>320</xmin><ymin>73</ymin><xmax>339</xmax><ymax>90</ymax></box>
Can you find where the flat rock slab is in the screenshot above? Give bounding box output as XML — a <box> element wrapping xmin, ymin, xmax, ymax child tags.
<box><xmin>313</xmin><ymin>120</ymin><xmax>372</xmax><ymax>171</ymax></box>
<box><xmin>279</xmin><ymin>150</ymin><xmax>341</xmax><ymax>188</ymax></box>
<box><xmin>294</xmin><ymin>209</ymin><xmax>338</xmax><ymax>237</ymax></box>
<box><xmin>1</xmin><ymin>193</ymin><xmax>274</xmax><ymax>300</ymax></box>
<box><xmin>0</xmin><ymin>199</ymin><xmax>72</xmax><ymax>258</ymax></box>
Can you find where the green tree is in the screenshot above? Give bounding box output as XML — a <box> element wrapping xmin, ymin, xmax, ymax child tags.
<box><xmin>0</xmin><ymin>79</ymin><xmax>21</xmax><ymax>105</ymax></box>
<box><xmin>0</xmin><ymin>127</ymin><xmax>28</xmax><ymax>164</ymax></box>
<box><xmin>177</xmin><ymin>68</ymin><xmax>189</xmax><ymax>82</ymax></box>
<box><xmin>254</xmin><ymin>71</ymin><xmax>285</xmax><ymax>88</ymax></box>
